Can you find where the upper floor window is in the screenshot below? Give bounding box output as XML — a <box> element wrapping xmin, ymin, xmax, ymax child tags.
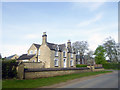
<box><xmin>55</xmin><ymin>51</ymin><xmax>58</xmax><ymax>56</ymax></box>
<box><xmin>38</xmin><ymin>50</ymin><xmax>40</xmax><ymax>55</ymax></box>
<box><xmin>63</xmin><ymin>51</ymin><xmax>66</xmax><ymax>57</ymax></box>
<box><xmin>35</xmin><ymin>50</ymin><xmax>37</xmax><ymax>54</ymax></box>
<box><xmin>57</xmin><ymin>45</ymin><xmax>59</xmax><ymax>51</ymax></box>
<box><xmin>54</xmin><ymin>59</ymin><xmax>58</xmax><ymax>66</ymax></box>
<box><xmin>70</xmin><ymin>60</ymin><xmax>73</xmax><ymax>66</ymax></box>
<box><xmin>71</xmin><ymin>53</ymin><xmax>73</xmax><ymax>58</ymax></box>
<box><xmin>30</xmin><ymin>50</ymin><xmax>33</xmax><ymax>54</ymax></box>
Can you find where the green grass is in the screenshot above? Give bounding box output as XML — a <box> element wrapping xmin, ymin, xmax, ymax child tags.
<box><xmin>2</xmin><ymin>71</ymin><xmax>112</xmax><ymax>88</ymax></box>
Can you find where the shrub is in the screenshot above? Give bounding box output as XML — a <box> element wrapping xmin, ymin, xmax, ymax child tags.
<box><xmin>76</xmin><ymin>64</ymin><xmax>87</xmax><ymax>67</ymax></box>
<box><xmin>2</xmin><ymin>60</ymin><xmax>18</xmax><ymax>79</ymax></box>
<box><xmin>102</xmin><ymin>63</ymin><xmax>120</xmax><ymax>69</ymax></box>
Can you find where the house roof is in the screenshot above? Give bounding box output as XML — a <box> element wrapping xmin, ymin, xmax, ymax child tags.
<box><xmin>6</xmin><ymin>54</ymin><xmax>17</xmax><ymax>59</ymax></box>
<box><xmin>47</xmin><ymin>42</ymin><xmax>66</xmax><ymax>52</ymax></box>
<box><xmin>33</xmin><ymin>43</ymin><xmax>41</xmax><ymax>49</ymax></box>
<box><xmin>17</xmin><ymin>54</ymin><xmax>36</xmax><ymax>60</ymax></box>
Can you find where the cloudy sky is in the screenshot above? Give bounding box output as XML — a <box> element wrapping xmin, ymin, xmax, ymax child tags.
<box><xmin>1</xmin><ymin>2</ymin><xmax>118</xmax><ymax>57</ymax></box>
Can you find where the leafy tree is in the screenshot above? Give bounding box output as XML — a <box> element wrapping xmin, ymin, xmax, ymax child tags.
<box><xmin>72</xmin><ymin>41</ymin><xmax>89</xmax><ymax>55</ymax></box>
<box><xmin>103</xmin><ymin>37</ymin><xmax>118</xmax><ymax>62</ymax></box>
<box><xmin>94</xmin><ymin>45</ymin><xmax>107</xmax><ymax>64</ymax></box>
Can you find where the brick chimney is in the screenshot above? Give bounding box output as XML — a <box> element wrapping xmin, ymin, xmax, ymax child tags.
<box><xmin>42</xmin><ymin>32</ymin><xmax>47</xmax><ymax>44</ymax></box>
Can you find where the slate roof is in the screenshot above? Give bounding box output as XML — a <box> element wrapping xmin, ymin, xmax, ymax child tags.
<box><xmin>17</xmin><ymin>54</ymin><xmax>36</xmax><ymax>60</ymax></box>
<box><xmin>33</xmin><ymin>43</ymin><xmax>41</xmax><ymax>49</ymax></box>
<box><xmin>7</xmin><ymin>54</ymin><xmax>17</xmax><ymax>59</ymax></box>
<box><xmin>47</xmin><ymin>42</ymin><xmax>67</xmax><ymax>52</ymax></box>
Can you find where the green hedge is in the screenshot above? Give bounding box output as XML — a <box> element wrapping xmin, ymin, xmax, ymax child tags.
<box><xmin>2</xmin><ymin>60</ymin><xmax>18</xmax><ymax>79</ymax></box>
<box><xmin>76</xmin><ymin>64</ymin><xmax>87</xmax><ymax>67</ymax></box>
<box><xmin>102</xmin><ymin>63</ymin><xmax>120</xmax><ymax>69</ymax></box>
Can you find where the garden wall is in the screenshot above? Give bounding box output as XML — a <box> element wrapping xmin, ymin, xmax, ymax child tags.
<box><xmin>24</xmin><ymin>68</ymin><xmax>91</xmax><ymax>79</ymax></box>
<box><xmin>17</xmin><ymin>63</ymin><xmax>104</xmax><ymax>79</ymax></box>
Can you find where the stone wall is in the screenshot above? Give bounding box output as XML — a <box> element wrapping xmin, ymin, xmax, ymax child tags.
<box><xmin>25</xmin><ymin>69</ymin><xmax>91</xmax><ymax>79</ymax></box>
<box><xmin>23</xmin><ymin>62</ymin><xmax>44</xmax><ymax>68</ymax></box>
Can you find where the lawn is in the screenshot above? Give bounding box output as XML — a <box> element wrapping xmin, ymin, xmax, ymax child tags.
<box><xmin>2</xmin><ymin>71</ymin><xmax>112</xmax><ymax>88</ymax></box>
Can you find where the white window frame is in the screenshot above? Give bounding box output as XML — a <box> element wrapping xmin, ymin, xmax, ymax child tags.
<box><xmin>35</xmin><ymin>49</ymin><xmax>37</xmax><ymax>54</ymax></box>
<box><xmin>30</xmin><ymin>50</ymin><xmax>33</xmax><ymax>54</ymax></box>
<box><xmin>54</xmin><ymin>59</ymin><xmax>58</xmax><ymax>66</ymax></box>
<box><xmin>70</xmin><ymin>60</ymin><xmax>73</xmax><ymax>66</ymax></box>
<box><xmin>71</xmin><ymin>53</ymin><xmax>73</xmax><ymax>58</ymax></box>
<box><xmin>38</xmin><ymin>49</ymin><xmax>40</xmax><ymax>55</ymax></box>
<box><xmin>63</xmin><ymin>51</ymin><xmax>66</xmax><ymax>57</ymax></box>
<box><xmin>38</xmin><ymin>59</ymin><xmax>40</xmax><ymax>62</ymax></box>
<box><xmin>55</xmin><ymin>51</ymin><xmax>58</xmax><ymax>56</ymax></box>
<box><xmin>32</xmin><ymin>60</ymin><xmax>35</xmax><ymax>62</ymax></box>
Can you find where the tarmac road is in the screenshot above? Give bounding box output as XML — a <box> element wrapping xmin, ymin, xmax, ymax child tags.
<box><xmin>58</xmin><ymin>70</ymin><xmax>118</xmax><ymax>88</ymax></box>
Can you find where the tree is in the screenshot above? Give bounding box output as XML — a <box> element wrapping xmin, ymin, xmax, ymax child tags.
<box><xmin>72</xmin><ymin>41</ymin><xmax>89</xmax><ymax>55</ymax></box>
<box><xmin>86</xmin><ymin>50</ymin><xmax>95</xmax><ymax>65</ymax></box>
<box><xmin>94</xmin><ymin>45</ymin><xmax>107</xmax><ymax>64</ymax></box>
<box><xmin>103</xmin><ymin>37</ymin><xmax>118</xmax><ymax>62</ymax></box>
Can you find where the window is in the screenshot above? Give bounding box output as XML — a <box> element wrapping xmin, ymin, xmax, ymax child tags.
<box><xmin>38</xmin><ymin>59</ymin><xmax>40</xmax><ymax>62</ymax></box>
<box><xmin>63</xmin><ymin>51</ymin><xmax>66</xmax><ymax>57</ymax></box>
<box><xmin>71</xmin><ymin>53</ymin><xmax>73</xmax><ymax>58</ymax></box>
<box><xmin>70</xmin><ymin>60</ymin><xmax>73</xmax><ymax>66</ymax></box>
<box><xmin>55</xmin><ymin>51</ymin><xmax>58</xmax><ymax>56</ymax></box>
<box><xmin>57</xmin><ymin>45</ymin><xmax>59</xmax><ymax>51</ymax></box>
<box><xmin>30</xmin><ymin>50</ymin><xmax>33</xmax><ymax>54</ymax></box>
<box><xmin>32</xmin><ymin>60</ymin><xmax>35</xmax><ymax>62</ymax></box>
<box><xmin>35</xmin><ymin>50</ymin><xmax>37</xmax><ymax>54</ymax></box>
<box><xmin>38</xmin><ymin>50</ymin><xmax>40</xmax><ymax>55</ymax></box>
<box><xmin>54</xmin><ymin>59</ymin><xmax>58</xmax><ymax>66</ymax></box>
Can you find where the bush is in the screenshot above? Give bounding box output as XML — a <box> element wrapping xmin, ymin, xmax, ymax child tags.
<box><xmin>102</xmin><ymin>63</ymin><xmax>120</xmax><ymax>69</ymax></box>
<box><xmin>2</xmin><ymin>60</ymin><xmax>18</xmax><ymax>79</ymax></box>
<box><xmin>76</xmin><ymin>64</ymin><xmax>87</xmax><ymax>67</ymax></box>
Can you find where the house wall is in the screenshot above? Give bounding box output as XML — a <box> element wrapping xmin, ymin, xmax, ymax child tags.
<box><xmin>39</xmin><ymin>44</ymin><xmax>51</xmax><ymax>68</ymax></box>
<box><xmin>28</xmin><ymin>44</ymin><xmax>37</xmax><ymax>55</ymax></box>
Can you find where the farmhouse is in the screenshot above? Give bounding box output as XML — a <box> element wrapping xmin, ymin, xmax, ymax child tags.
<box><xmin>18</xmin><ymin>32</ymin><xmax>76</xmax><ymax>68</ymax></box>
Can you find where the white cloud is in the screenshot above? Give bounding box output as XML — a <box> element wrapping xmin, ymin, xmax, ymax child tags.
<box><xmin>77</xmin><ymin>13</ymin><xmax>103</xmax><ymax>27</ymax></box>
<box><xmin>1</xmin><ymin>44</ymin><xmax>29</xmax><ymax>57</ymax></box>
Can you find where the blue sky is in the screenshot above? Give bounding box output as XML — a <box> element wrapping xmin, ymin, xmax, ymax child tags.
<box><xmin>1</xmin><ymin>2</ymin><xmax>118</xmax><ymax>57</ymax></box>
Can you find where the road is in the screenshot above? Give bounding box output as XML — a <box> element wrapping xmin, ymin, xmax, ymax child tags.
<box><xmin>57</xmin><ymin>71</ymin><xmax>118</xmax><ymax>88</ymax></box>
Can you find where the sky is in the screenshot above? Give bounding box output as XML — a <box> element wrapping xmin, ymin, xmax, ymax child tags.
<box><xmin>1</xmin><ymin>2</ymin><xmax>118</xmax><ymax>57</ymax></box>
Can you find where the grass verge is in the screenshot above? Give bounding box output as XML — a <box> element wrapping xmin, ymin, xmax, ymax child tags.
<box><xmin>2</xmin><ymin>71</ymin><xmax>112</xmax><ymax>88</ymax></box>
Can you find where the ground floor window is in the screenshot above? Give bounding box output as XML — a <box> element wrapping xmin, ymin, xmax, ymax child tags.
<box><xmin>54</xmin><ymin>59</ymin><xmax>58</xmax><ymax>67</ymax></box>
<box><xmin>32</xmin><ymin>60</ymin><xmax>35</xmax><ymax>62</ymax></box>
<box><xmin>70</xmin><ymin>60</ymin><xmax>73</xmax><ymax>66</ymax></box>
<box><xmin>38</xmin><ymin>59</ymin><xmax>40</xmax><ymax>62</ymax></box>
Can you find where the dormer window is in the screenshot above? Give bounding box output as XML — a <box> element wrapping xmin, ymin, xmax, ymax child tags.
<box><xmin>63</xmin><ymin>51</ymin><xmax>66</xmax><ymax>57</ymax></box>
<box><xmin>55</xmin><ymin>51</ymin><xmax>58</xmax><ymax>56</ymax></box>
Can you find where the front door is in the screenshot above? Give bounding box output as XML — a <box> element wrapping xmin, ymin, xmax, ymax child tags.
<box><xmin>64</xmin><ymin>59</ymin><xmax>66</xmax><ymax>68</ymax></box>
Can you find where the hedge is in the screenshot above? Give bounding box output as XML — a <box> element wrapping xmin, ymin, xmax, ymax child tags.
<box><xmin>2</xmin><ymin>60</ymin><xmax>18</xmax><ymax>79</ymax></box>
<box><xmin>102</xmin><ymin>63</ymin><xmax>120</xmax><ymax>69</ymax></box>
<box><xmin>76</xmin><ymin>64</ymin><xmax>87</xmax><ymax>67</ymax></box>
